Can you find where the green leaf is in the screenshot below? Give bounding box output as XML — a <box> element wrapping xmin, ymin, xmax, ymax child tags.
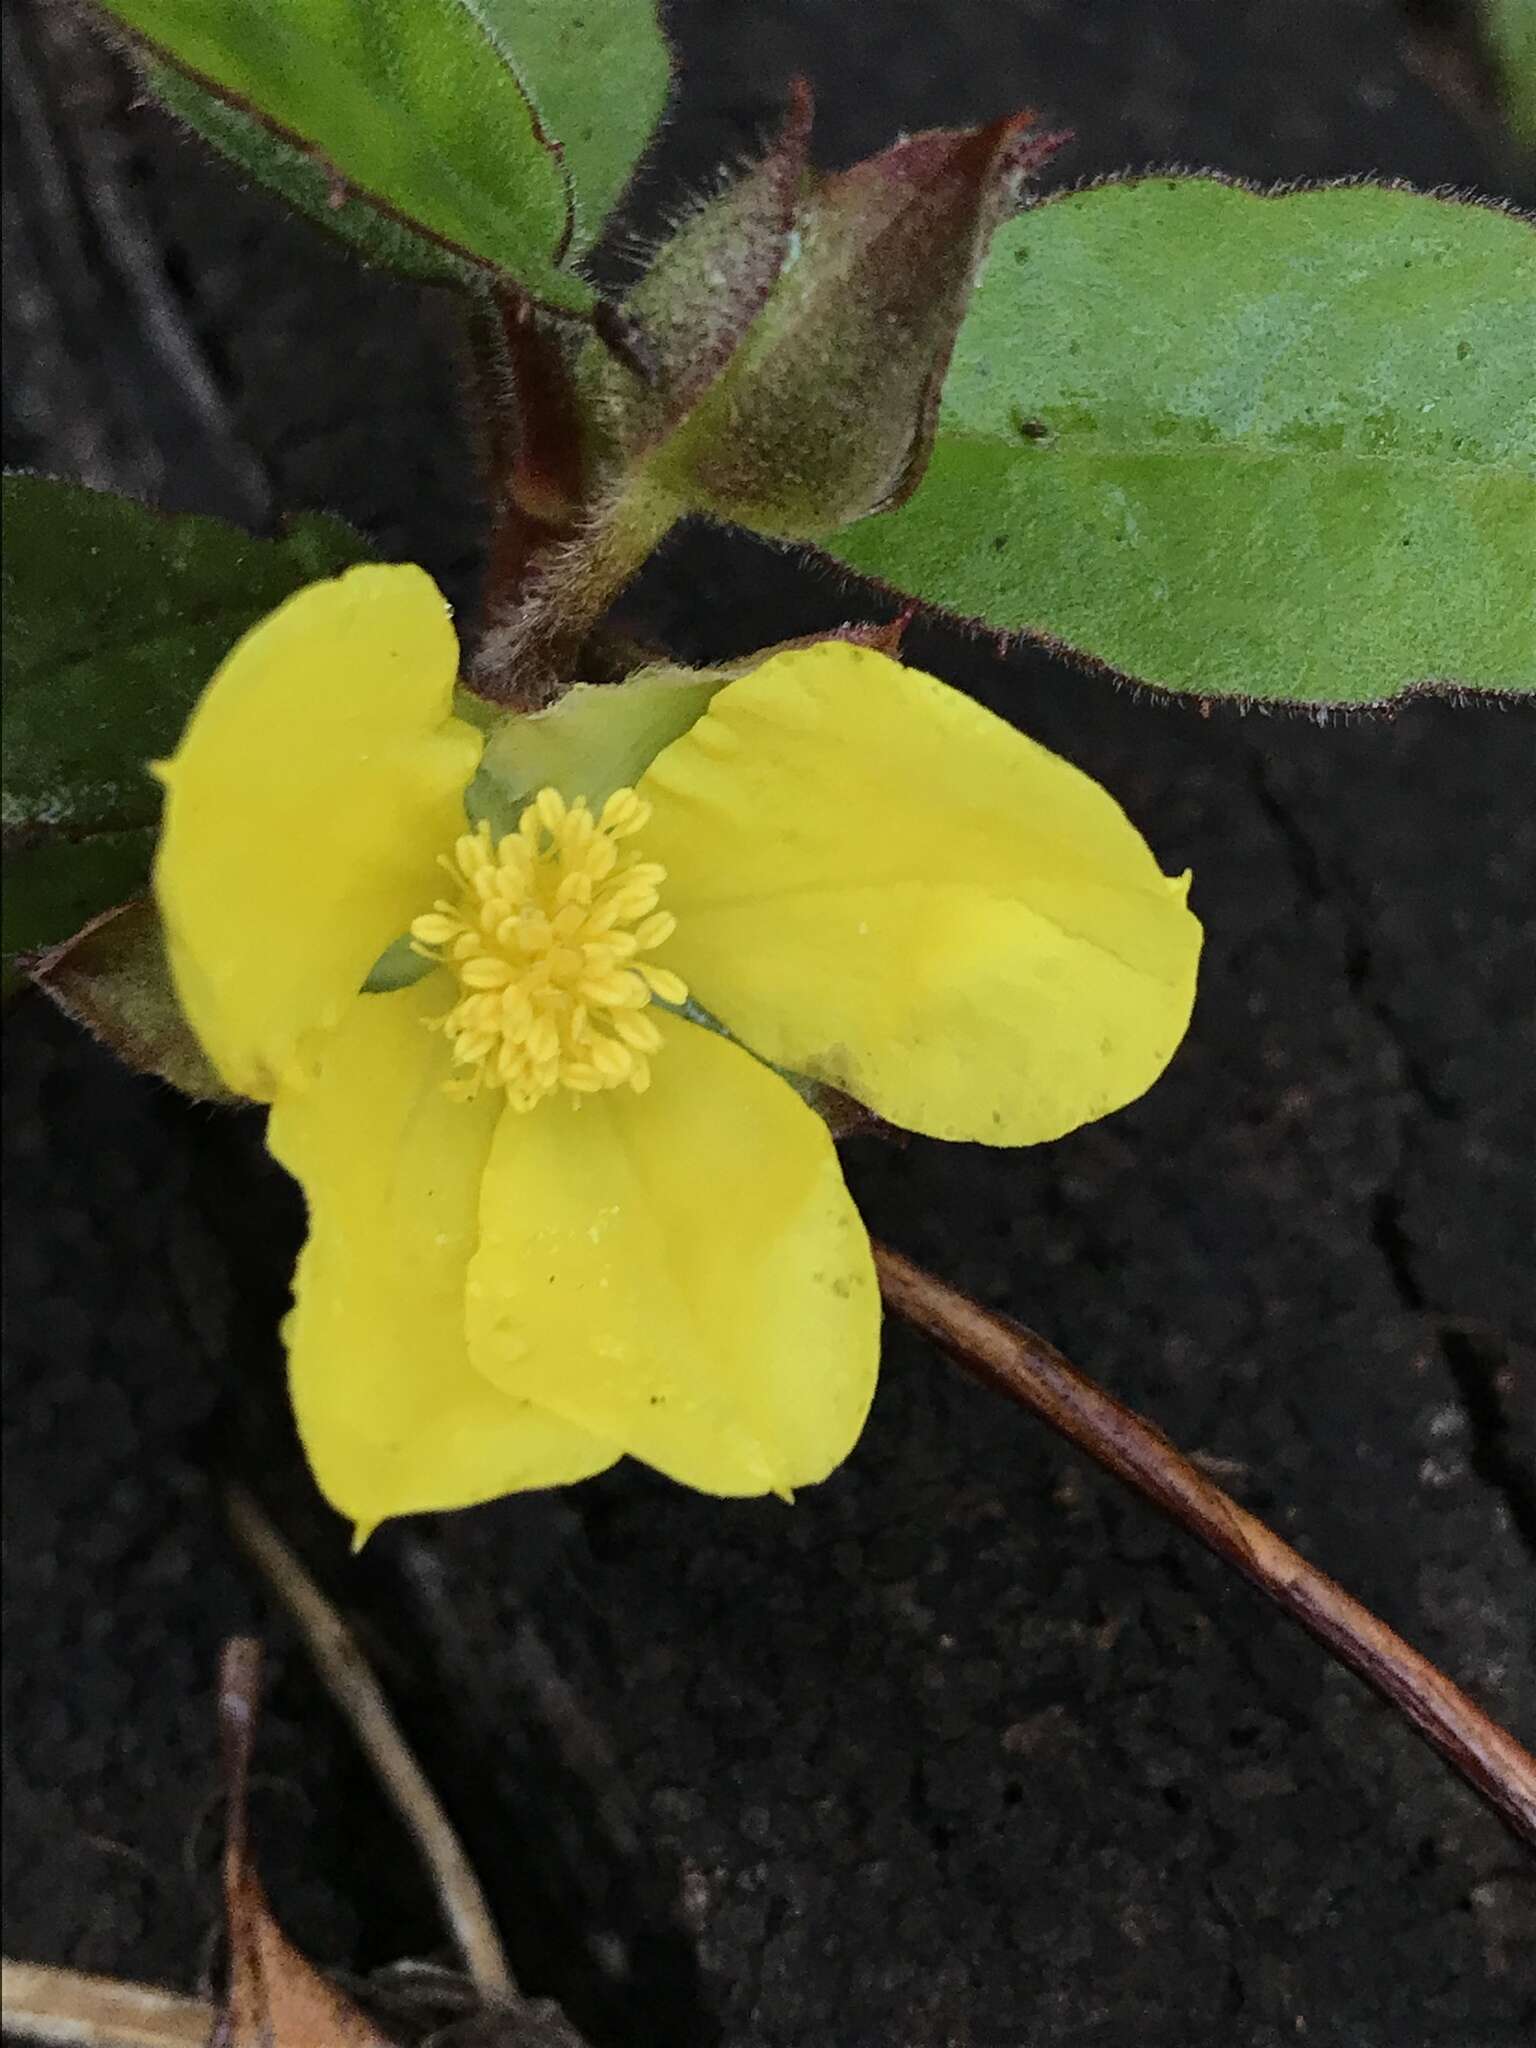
<box><xmin>27</xmin><ymin>899</ymin><xmax>237</xmax><ymax>1101</ymax></box>
<box><xmin>823</xmin><ymin>180</ymin><xmax>1536</xmax><ymax>704</ymax></box>
<box><xmin>98</xmin><ymin>0</ymin><xmax>606</xmax><ymax>309</ymax></box>
<box><xmin>145</xmin><ymin>61</ymin><xmax>471</xmax><ymax>286</ymax></box>
<box><xmin>5</xmin><ymin>830</ymin><xmax>156</xmax><ymax>968</ymax></box>
<box><xmin>2</xmin><ymin>477</ymin><xmax>370</xmax><ymax>961</ymax></box>
<box><xmin>1487</xmin><ymin>0</ymin><xmax>1536</xmax><ymax>144</ymax></box>
<box><xmin>478</xmin><ymin>0</ymin><xmax>671</xmax><ymax>256</ymax></box>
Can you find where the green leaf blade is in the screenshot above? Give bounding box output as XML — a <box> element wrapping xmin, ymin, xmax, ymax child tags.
<box><xmin>2</xmin><ymin>479</ymin><xmax>370</xmax><ymax>960</ymax></box>
<box><xmin>825</xmin><ymin>180</ymin><xmax>1536</xmax><ymax>703</ymax></box>
<box><xmin>474</xmin><ymin>0</ymin><xmax>671</xmax><ymax>255</ymax></box>
<box><xmin>145</xmin><ymin>60</ymin><xmax>472</xmax><ymax>285</ymax></box>
<box><xmin>100</xmin><ymin>0</ymin><xmax>590</xmax><ymax>307</ymax></box>
<box><xmin>4</xmin><ymin>830</ymin><xmax>156</xmax><ymax>967</ymax></box>
<box><xmin>1488</xmin><ymin>0</ymin><xmax>1536</xmax><ymax>146</ymax></box>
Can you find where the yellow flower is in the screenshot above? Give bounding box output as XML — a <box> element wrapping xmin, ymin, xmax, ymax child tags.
<box><xmin>153</xmin><ymin>565</ymin><xmax>1201</xmax><ymax>1534</ymax></box>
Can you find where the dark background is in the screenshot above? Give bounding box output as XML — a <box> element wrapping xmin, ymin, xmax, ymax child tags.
<box><xmin>4</xmin><ymin>2</ymin><xmax>1534</xmax><ymax>2043</ymax></box>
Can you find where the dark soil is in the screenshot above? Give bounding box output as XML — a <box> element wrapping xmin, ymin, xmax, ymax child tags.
<box><xmin>4</xmin><ymin>3</ymin><xmax>1534</xmax><ymax>2043</ymax></box>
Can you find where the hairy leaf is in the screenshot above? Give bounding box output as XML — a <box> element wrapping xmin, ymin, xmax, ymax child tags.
<box><xmin>825</xmin><ymin>179</ymin><xmax>1536</xmax><ymax>704</ymax></box>
<box><xmin>98</xmin><ymin>0</ymin><xmax>618</xmax><ymax>308</ymax></box>
<box><xmin>477</xmin><ymin>0</ymin><xmax>671</xmax><ymax>256</ymax></box>
<box><xmin>145</xmin><ymin>61</ymin><xmax>470</xmax><ymax>285</ymax></box>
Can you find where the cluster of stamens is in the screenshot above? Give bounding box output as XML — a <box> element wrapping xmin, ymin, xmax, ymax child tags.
<box><xmin>410</xmin><ymin>786</ymin><xmax>686</xmax><ymax>1110</ymax></box>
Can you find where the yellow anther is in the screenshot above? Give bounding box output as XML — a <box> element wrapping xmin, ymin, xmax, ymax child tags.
<box><xmin>409</xmin><ymin>786</ymin><xmax>685</xmax><ymax>1110</ymax></box>
<box><xmin>639</xmin><ymin>964</ymin><xmax>687</xmax><ymax>1006</ymax></box>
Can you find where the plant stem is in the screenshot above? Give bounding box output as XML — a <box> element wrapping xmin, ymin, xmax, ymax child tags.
<box><xmin>469</xmin><ymin>475</ymin><xmax>679</xmax><ymax>708</ymax></box>
<box><xmin>225</xmin><ymin>1486</ymin><xmax>519</xmax><ymax>1999</ymax></box>
<box><xmin>461</xmin><ymin>286</ymin><xmax>592</xmax><ymax>626</ymax></box>
<box><xmin>458</xmin><ymin>282</ymin><xmax>677</xmax><ymax>704</ymax></box>
<box><xmin>873</xmin><ymin>1242</ymin><xmax>1536</xmax><ymax>1845</ymax></box>
<box><xmin>0</xmin><ymin>1964</ymin><xmax>212</xmax><ymax>2047</ymax></box>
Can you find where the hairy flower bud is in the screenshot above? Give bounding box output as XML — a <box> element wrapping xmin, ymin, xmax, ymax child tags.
<box><xmin>597</xmin><ymin>98</ymin><xmax>1068</xmax><ymax>538</ymax></box>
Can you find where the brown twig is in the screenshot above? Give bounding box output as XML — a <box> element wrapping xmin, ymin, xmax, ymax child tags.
<box><xmin>873</xmin><ymin>1242</ymin><xmax>1536</xmax><ymax>1845</ymax></box>
<box><xmin>224</xmin><ymin>1486</ymin><xmax>519</xmax><ymax>2000</ymax></box>
<box><xmin>0</xmin><ymin>1962</ymin><xmax>213</xmax><ymax>2047</ymax></box>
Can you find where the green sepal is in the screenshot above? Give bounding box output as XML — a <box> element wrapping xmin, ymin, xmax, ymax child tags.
<box><xmin>582</xmin><ymin>81</ymin><xmax>813</xmax><ymax>453</ymax></box>
<box><xmin>464</xmin><ymin>614</ymin><xmax>909</xmax><ymax>830</ymax></box>
<box><xmin>24</xmin><ymin>898</ymin><xmax>238</xmax><ymax>1102</ymax></box>
<box><xmin>362</xmin><ymin>933</ymin><xmax>438</xmax><ymax>995</ymax></box>
<box><xmin>361</xmin><ymin>659</ymin><xmax>733</xmax><ymax>994</ymax></box>
<box><xmin>466</xmin><ymin>662</ymin><xmax>733</xmax><ymax>835</ymax></box>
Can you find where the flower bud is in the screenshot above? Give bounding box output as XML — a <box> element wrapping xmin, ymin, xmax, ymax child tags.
<box><xmin>606</xmin><ymin>79</ymin><xmax>814</xmax><ymax>447</ymax></box>
<box><xmin>601</xmin><ymin>101</ymin><xmax>1067</xmax><ymax>537</ymax></box>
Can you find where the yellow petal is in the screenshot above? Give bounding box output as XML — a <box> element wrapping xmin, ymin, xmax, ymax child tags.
<box><xmin>153</xmin><ymin>565</ymin><xmax>482</xmax><ymax>1101</ymax></box>
<box><xmin>637</xmin><ymin>642</ymin><xmax>1202</xmax><ymax>1144</ymax></box>
<box><xmin>466</xmin><ymin>1017</ymin><xmax>880</xmax><ymax>1498</ymax></box>
<box><xmin>268</xmin><ymin>978</ymin><xmax>617</xmax><ymax>1530</ymax></box>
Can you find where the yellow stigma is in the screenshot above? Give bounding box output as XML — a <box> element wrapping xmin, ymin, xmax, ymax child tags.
<box><xmin>410</xmin><ymin>786</ymin><xmax>687</xmax><ymax>1110</ymax></box>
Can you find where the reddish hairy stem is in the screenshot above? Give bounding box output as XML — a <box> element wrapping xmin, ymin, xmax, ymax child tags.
<box><xmin>468</xmin><ymin>479</ymin><xmax>677</xmax><ymax>707</ymax></box>
<box><xmin>873</xmin><ymin>1242</ymin><xmax>1536</xmax><ymax>1846</ymax></box>
<box><xmin>490</xmin><ymin>288</ymin><xmax>590</xmax><ymax>529</ymax></box>
<box><xmin>458</xmin><ymin>285</ymin><xmax>676</xmax><ymax>705</ymax></box>
<box><xmin>460</xmin><ymin>287</ymin><xmax>585</xmax><ymax>630</ymax></box>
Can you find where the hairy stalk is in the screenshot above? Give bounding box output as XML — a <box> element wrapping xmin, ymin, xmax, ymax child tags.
<box><xmin>458</xmin><ymin>283</ymin><xmax>674</xmax><ymax>703</ymax></box>
<box><xmin>469</xmin><ymin>476</ymin><xmax>679</xmax><ymax>709</ymax></box>
<box><xmin>874</xmin><ymin>1243</ymin><xmax>1536</xmax><ymax>1845</ymax></box>
<box><xmin>461</xmin><ymin>286</ymin><xmax>595</xmax><ymax>625</ymax></box>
